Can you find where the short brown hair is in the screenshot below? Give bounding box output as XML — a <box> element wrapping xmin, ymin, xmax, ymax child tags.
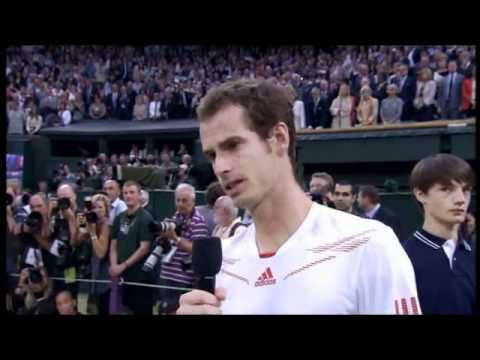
<box><xmin>205</xmin><ymin>181</ymin><xmax>225</xmax><ymax>207</ymax></box>
<box><xmin>197</xmin><ymin>78</ymin><xmax>297</xmax><ymax>174</ymax></box>
<box><xmin>311</xmin><ymin>172</ymin><xmax>335</xmax><ymax>193</ymax></box>
<box><xmin>359</xmin><ymin>185</ymin><xmax>380</xmax><ymax>204</ymax></box>
<box><xmin>410</xmin><ymin>154</ymin><xmax>474</xmax><ymax>194</ymax></box>
<box><xmin>123</xmin><ymin>180</ymin><xmax>141</xmax><ymax>193</ymax></box>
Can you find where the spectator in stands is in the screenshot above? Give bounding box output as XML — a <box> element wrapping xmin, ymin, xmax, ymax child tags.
<box><xmin>372</xmin><ymin>72</ymin><xmax>388</xmax><ymax>106</ymax></box>
<box><xmin>7</xmin><ymin>99</ymin><xmax>25</xmax><ymax>135</ymax></box>
<box><xmin>25</xmin><ymin>105</ymin><xmax>43</xmax><ymax>135</ymax></box>
<box><xmin>158</xmin><ymin>183</ymin><xmax>208</xmax><ymax>314</ymax></box>
<box><xmin>74</xmin><ymin>193</ymin><xmax>111</xmax><ymax>314</ymax></box>
<box><xmin>106</xmin><ymin>83</ymin><xmax>120</xmax><ymax>119</ymax></box>
<box><xmin>118</xmin><ymin>153</ymin><xmax>128</xmax><ymax>167</ymax></box>
<box><xmin>286</xmin><ymin>85</ymin><xmax>306</xmax><ymax>130</ymax></box>
<box><xmin>59</xmin><ymin>101</ymin><xmax>72</xmax><ymax>126</ymax></box>
<box><xmin>196</xmin><ymin>181</ymin><xmax>226</xmax><ymax>236</ymax></box>
<box><xmin>89</xmin><ymin>95</ymin><xmax>107</xmax><ymax>120</ymax></box>
<box><xmin>133</xmin><ymin>95</ymin><xmax>148</xmax><ymax>121</ymax></box>
<box><xmin>333</xmin><ymin>180</ymin><xmax>362</xmax><ymax>216</ymax></box>
<box><xmin>380</xmin><ymin>84</ymin><xmax>403</xmax><ymax>124</ymax></box>
<box><xmin>148</xmin><ymin>92</ymin><xmax>163</xmax><ymax>120</ymax></box>
<box><xmin>357</xmin><ymin>86</ymin><xmax>379</xmax><ymax>126</ymax></box>
<box><xmin>433</xmin><ymin>55</ymin><xmax>449</xmax><ymax>87</ymax></box>
<box><xmin>395</xmin><ymin>64</ymin><xmax>417</xmax><ymax>121</ymax></box>
<box><xmin>307</xmin><ymin>85</ymin><xmax>329</xmax><ymax>129</ymax></box>
<box><xmin>177</xmin><ymin>143</ymin><xmax>189</xmax><ymax>157</ymax></box>
<box><xmin>55</xmin><ymin>290</ymin><xmax>80</xmax><ymax>315</ymax></box>
<box><xmin>71</xmin><ymin>94</ymin><xmax>85</xmax><ymax>122</ymax></box>
<box><xmin>350</xmin><ymin>63</ymin><xmax>375</xmax><ymax>99</ymax></box>
<box><xmin>118</xmin><ymin>85</ymin><xmax>133</xmax><ymax>120</ymax></box>
<box><xmin>437</xmin><ymin>60</ymin><xmax>464</xmax><ymax>120</ymax></box>
<box><xmin>461</xmin><ymin>66</ymin><xmax>475</xmax><ymax>118</ymax></box>
<box><xmin>159</xmin><ymin>151</ymin><xmax>179</xmax><ymax>189</ymax></box>
<box><xmin>403</xmin><ymin>154</ymin><xmax>475</xmax><ymax>314</ymax></box>
<box><xmin>413</xmin><ymin>67</ymin><xmax>437</xmax><ymax>122</ymax></box>
<box><xmin>458</xmin><ymin>50</ymin><xmax>473</xmax><ymax>76</ymax></box>
<box><xmin>103</xmin><ymin>179</ymin><xmax>127</xmax><ymax>226</ymax></box>
<box><xmin>330</xmin><ymin>83</ymin><xmax>353</xmax><ymax>129</ymax></box>
<box><xmin>110</xmin><ymin>181</ymin><xmax>155</xmax><ymax>314</ymax></box>
<box><xmin>357</xmin><ymin>184</ymin><xmax>403</xmax><ymax>241</ymax></box>
<box><xmin>212</xmin><ymin>195</ymin><xmax>246</xmax><ymax>239</ymax></box>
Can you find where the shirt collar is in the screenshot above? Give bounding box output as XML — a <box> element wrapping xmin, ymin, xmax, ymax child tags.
<box><xmin>415</xmin><ymin>228</ymin><xmax>471</xmax><ymax>252</ymax></box>
<box><xmin>365</xmin><ymin>203</ymin><xmax>381</xmax><ymax>218</ymax></box>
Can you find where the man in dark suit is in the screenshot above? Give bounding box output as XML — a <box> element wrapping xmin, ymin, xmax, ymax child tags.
<box><xmin>117</xmin><ymin>85</ymin><xmax>133</xmax><ymax>120</ymax></box>
<box><xmin>394</xmin><ymin>64</ymin><xmax>416</xmax><ymax>121</ymax></box>
<box><xmin>437</xmin><ymin>60</ymin><xmax>464</xmax><ymax>120</ymax></box>
<box><xmin>350</xmin><ymin>63</ymin><xmax>375</xmax><ymax>99</ymax></box>
<box><xmin>357</xmin><ymin>185</ymin><xmax>403</xmax><ymax>242</ymax></box>
<box><xmin>106</xmin><ymin>83</ymin><xmax>120</xmax><ymax>119</ymax></box>
<box><xmin>306</xmin><ymin>83</ymin><xmax>333</xmax><ymax>129</ymax></box>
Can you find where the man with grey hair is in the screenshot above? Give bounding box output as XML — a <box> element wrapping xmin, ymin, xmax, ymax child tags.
<box><xmin>212</xmin><ymin>196</ymin><xmax>246</xmax><ymax>240</ymax></box>
<box><xmin>157</xmin><ymin>183</ymin><xmax>208</xmax><ymax>314</ymax></box>
<box><xmin>380</xmin><ymin>84</ymin><xmax>404</xmax><ymax>124</ymax></box>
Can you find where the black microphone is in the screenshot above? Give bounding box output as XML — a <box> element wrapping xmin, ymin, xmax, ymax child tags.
<box><xmin>192</xmin><ymin>237</ymin><xmax>222</xmax><ymax>294</ymax></box>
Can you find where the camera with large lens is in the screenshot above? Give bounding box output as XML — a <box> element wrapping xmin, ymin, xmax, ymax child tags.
<box><xmin>28</xmin><ymin>267</ymin><xmax>43</xmax><ymax>284</ymax></box>
<box><xmin>57</xmin><ymin>197</ymin><xmax>71</xmax><ymax>211</ymax></box>
<box><xmin>83</xmin><ymin>196</ymin><xmax>98</xmax><ymax>224</ymax></box>
<box><xmin>52</xmin><ymin>216</ymin><xmax>73</xmax><ymax>269</ymax></box>
<box><xmin>25</xmin><ymin>211</ymin><xmax>43</xmax><ymax>233</ymax></box>
<box><xmin>142</xmin><ymin>236</ymin><xmax>173</xmax><ymax>272</ymax></box>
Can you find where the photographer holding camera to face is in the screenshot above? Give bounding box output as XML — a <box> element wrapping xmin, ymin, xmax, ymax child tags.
<box><xmin>155</xmin><ymin>183</ymin><xmax>208</xmax><ymax>314</ymax></box>
<box><xmin>74</xmin><ymin>194</ymin><xmax>111</xmax><ymax>314</ymax></box>
<box><xmin>14</xmin><ymin>266</ymin><xmax>57</xmax><ymax>315</ymax></box>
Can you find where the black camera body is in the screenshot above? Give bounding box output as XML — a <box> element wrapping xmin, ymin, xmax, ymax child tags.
<box><xmin>83</xmin><ymin>196</ymin><xmax>98</xmax><ymax>224</ymax></box>
<box><xmin>149</xmin><ymin>218</ymin><xmax>185</xmax><ymax>237</ymax></box>
<box><xmin>28</xmin><ymin>268</ymin><xmax>43</xmax><ymax>284</ymax></box>
<box><xmin>57</xmin><ymin>197</ymin><xmax>71</xmax><ymax>211</ymax></box>
<box><xmin>25</xmin><ymin>211</ymin><xmax>43</xmax><ymax>232</ymax></box>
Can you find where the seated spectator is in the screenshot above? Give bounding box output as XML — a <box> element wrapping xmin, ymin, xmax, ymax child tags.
<box><xmin>133</xmin><ymin>95</ymin><xmax>148</xmax><ymax>121</ymax></box>
<box><xmin>356</xmin><ymin>86</ymin><xmax>378</xmax><ymax>126</ymax></box>
<box><xmin>89</xmin><ymin>95</ymin><xmax>107</xmax><ymax>120</ymax></box>
<box><xmin>330</xmin><ymin>83</ymin><xmax>353</xmax><ymax>129</ymax></box>
<box><xmin>195</xmin><ymin>181</ymin><xmax>225</xmax><ymax>236</ymax></box>
<box><xmin>159</xmin><ymin>151</ymin><xmax>179</xmax><ymax>189</ymax></box>
<box><xmin>7</xmin><ymin>99</ymin><xmax>25</xmax><ymax>135</ymax></box>
<box><xmin>380</xmin><ymin>84</ymin><xmax>403</xmax><ymax>124</ymax></box>
<box><xmin>177</xmin><ymin>143</ymin><xmax>189</xmax><ymax>157</ymax></box>
<box><xmin>25</xmin><ymin>105</ymin><xmax>43</xmax><ymax>135</ymax></box>
<box><xmin>413</xmin><ymin>67</ymin><xmax>437</xmax><ymax>122</ymax></box>
<box><xmin>55</xmin><ymin>290</ymin><xmax>81</xmax><ymax>315</ymax></box>
<box><xmin>212</xmin><ymin>195</ymin><xmax>246</xmax><ymax>240</ymax></box>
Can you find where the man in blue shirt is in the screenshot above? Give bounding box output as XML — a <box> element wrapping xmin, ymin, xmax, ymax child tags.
<box><xmin>403</xmin><ymin>154</ymin><xmax>475</xmax><ymax>314</ymax></box>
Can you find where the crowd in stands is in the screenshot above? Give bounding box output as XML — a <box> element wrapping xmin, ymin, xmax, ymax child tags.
<box><xmin>6</xmin><ymin>45</ymin><xmax>476</xmax><ymax>135</ymax></box>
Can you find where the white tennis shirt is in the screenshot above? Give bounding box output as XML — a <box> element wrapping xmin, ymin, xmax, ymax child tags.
<box><xmin>217</xmin><ymin>202</ymin><xmax>420</xmax><ymax>314</ymax></box>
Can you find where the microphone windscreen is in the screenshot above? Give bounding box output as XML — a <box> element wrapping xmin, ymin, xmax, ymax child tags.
<box><xmin>192</xmin><ymin>237</ymin><xmax>222</xmax><ymax>277</ymax></box>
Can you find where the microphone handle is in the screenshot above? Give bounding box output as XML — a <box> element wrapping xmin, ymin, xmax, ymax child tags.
<box><xmin>196</xmin><ymin>275</ymin><xmax>216</xmax><ymax>294</ymax></box>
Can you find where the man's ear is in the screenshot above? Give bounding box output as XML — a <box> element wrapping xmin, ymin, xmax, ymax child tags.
<box><xmin>413</xmin><ymin>188</ymin><xmax>426</xmax><ymax>205</ymax></box>
<box><xmin>271</xmin><ymin>122</ymin><xmax>290</xmax><ymax>156</ymax></box>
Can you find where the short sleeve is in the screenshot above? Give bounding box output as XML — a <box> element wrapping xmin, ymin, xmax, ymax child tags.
<box><xmin>138</xmin><ymin>211</ymin><xmax>154</xmax><ymax>244</ymax></box>
<box><xmin>357</xmin><ymin>224</ymin><xmax>421</xmax><ymax>315</ymax></box>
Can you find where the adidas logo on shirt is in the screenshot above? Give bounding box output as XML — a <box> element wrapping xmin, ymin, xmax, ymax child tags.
<box><xmin>255</xmin><ymin>267</ymin><xmax>276</xmax><ymax>287</ymax></box>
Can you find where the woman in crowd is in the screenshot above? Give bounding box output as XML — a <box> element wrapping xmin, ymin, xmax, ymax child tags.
<box><xmin>357</xmin><ymin>85</ymin><xmax>379</xmax><ymax>126</ymax></box>
<box><xmin>89</xmin><ymin>95</ymin><xmax>107</xmax><ymax>120</ymax></box>
<box><xmin>74</xmin><ymin>193</ymin><xmax>111</xmax><ymax>314</ymax></box>
<box><xmin>380</xmin><ymin>84</ymin><xmax>403</xmax><ymax>124</ymax></box>
<box><xmin>133</xmin><ymin>94</ymin><xmax>148</xmax><ymax>121</ymax></box>
<box><xmin>330</xmin><ymin>83</ymin><xmax>354</xmax><ymax>129</ymax></box>
<box><xmin>25</xmin><ymin>104</ymin><xmax>43</xmax><ymax>134</ymax></box>
<box><xmin>413</xmin><ymin>67</ymin><xmax>437</xmax><ymax>122</ymax></box>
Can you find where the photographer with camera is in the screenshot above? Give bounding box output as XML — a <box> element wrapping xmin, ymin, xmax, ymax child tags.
<box><xmin>157</xmin><ymin>183</ymin><xmax>208</xmax><ymax>314</ymax></box>
<box><xmin>14</xmin><ymin>267</ymin><xmax>57</xmax><ymax>315</ymax></box>
<box><xmin>74</xmin><ymin>194</ymin><xmax>111</xmax><ymax>314</ymax></box>
<box><xmin>109</xmin><ymin>181</ymin><xmax>155</xmax><ymax>314</ymax></box>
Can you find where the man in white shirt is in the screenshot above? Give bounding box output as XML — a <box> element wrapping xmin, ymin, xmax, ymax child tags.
<box><xmin>212</xmin><ymin>196</ymin><xmax>246</xmax><ymax>240</ymax></box>
<box><xmin>103</xmin><ymin>179</ymin><xmax>127</xmax><ymax>226</ymax></box>
<box><xmin>149</xmin><ymin>92</ymin><xmax>162</xmax><ymax>120</ymax></box>
<box><xmin>177</xmin><ymin>79</ymin><xmax>420</xmax><ymax>315</ymax></box>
